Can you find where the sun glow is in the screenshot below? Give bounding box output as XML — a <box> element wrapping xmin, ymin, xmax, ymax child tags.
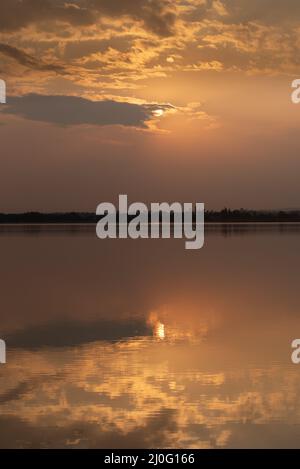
<box><xmin>148</xmin><ymin>312</ymin><xmax>165</xmax><ymax>339</ymax></box>
<box><xmin>155</xmin><ymin>321</ymin><xmax>165</xmax><ymax>340</ymax></box>
<box><xmin>153</xmin><ymin>109</ymin><xmax>164</xmax><ymax>117</ymax></box>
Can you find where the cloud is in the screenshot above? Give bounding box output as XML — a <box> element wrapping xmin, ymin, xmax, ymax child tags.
<box><xmin>1</xmin><ymin>0</ymin><xmax>298</xmax><ymax>104</ymax></box>
<box><xmin>221</xmin><ymin>0</ymin><xmax>300</xmax><ymax>25</ymax></box>
<box><xmin>0</xmin><ymin>0</ymin><xmax>95</xmax><ymax>32</ymax></box>
<box><xmin>0</xmin><ymin>381</ymin><xmax>36</xmax><ymax>404</ymax></box>
<box><xmin>0</xmin><ymin>0</ymin><xmax>177</xmax><ymax>36</ymax></box>
<box><xmin>2</xmin><ymin>94</ymin><xmax>173</xmax><ymax>127</ymax></box>
<box><xmin>0</xmin><ymin>43</ymin><xmax>65</xmax><ymax>73</ymax></box>
<box><xmin>91</xmin><ymin>0</ymin><xmax>177</xmax><ymax>37</ymax></box>
<box><xmin>63</xmin><ymin>38</ymin><xmax>133</xmax><ymax>60</ymax></box>
<box><xmin>0</xmin><ymin>408</ymin><xmax>177</xmax><ymax>448</ymax></box>
<box><xmin>6</xmin><ymin>318</ymin><xmax>152</xmax><ymax>349</ymax></box>
<box><xmin>1</xmin><ymin>0</ymin><xmax>298</xmax><ymax>97</ymax></box>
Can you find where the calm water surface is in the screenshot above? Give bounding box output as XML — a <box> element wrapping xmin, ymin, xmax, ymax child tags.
<box><xmin>0</xmin><ymin>225</ymin><xmax>300</xmax><ymax>448</ymax></box>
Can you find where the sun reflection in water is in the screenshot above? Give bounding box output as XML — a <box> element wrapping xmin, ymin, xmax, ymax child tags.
<box><xmin>155</xmin><ymin>321</ymin><xmax>165</xmax><ymax>340</ymax></box>
<box><xmin>148</xmin><ymin>312</ymin><xmax>165</xmax><ymax>340</ymax></box>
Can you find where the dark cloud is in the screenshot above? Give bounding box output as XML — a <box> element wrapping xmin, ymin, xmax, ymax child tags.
<box><xmin>0</xmin><ymin>0</ymin><xmax>95</xmax><ymax>32</ymax></box>
<box><xmin>0</xmin><ymin>43</ymin><xmax>65</xmax><ymax>73</ymax></box>
<box><xmin>0</xmin><ymin>382</ymin><xmax>35</xmax><ymax>404</ymax></box>
<box><xmin>2</xmin><ymin>414</ymin><xmax>300</xmax><ymax>449</ymax></box>
<box><xmin>63</xmin><ymin>37</ymin><xmax>134</xmax><ymax>60</ymax></box>
<box><xmin>222</xmin><ymin>0</ymin><xmax>300</xmax><ymax>24</ymax></box>
<box><xmin>6</xmin><ymin>318</ymin><xmax>152</xmax><ymax>349</ymax></box>
<box><xmin>2</xmin><ymin>94</ymin><xmax>172</xmax><ymax>127</ymax></box>
<box><xmin>0</xmin><ymin>0</ymin><xmax>176</xmax><ymax>36</ymax></box>
<box><xmin>91</xmin><ymin>0</ymin><xmax>176</xmax><ymax>36</ymax></box>
<box><xmin>0</xmin><ymin>408</ymin><xmax>177</xmax><ymax>448</ymax></box>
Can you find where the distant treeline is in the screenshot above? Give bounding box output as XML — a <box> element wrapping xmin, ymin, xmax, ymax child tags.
<box><xmin>205</xmin><ymin>209</ymin><xmax>300</xmax><ymax>222</ymax></box>
<box><xmin>0</xmin><ymin>209</ymin><xmax>300</xmax><ymax>223</ymax></box>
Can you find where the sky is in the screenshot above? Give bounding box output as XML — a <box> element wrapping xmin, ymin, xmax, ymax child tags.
<box><xmin>0</xmin><ymin>0</ymin><xmax>300</xmax><ymax>212</ymax></box>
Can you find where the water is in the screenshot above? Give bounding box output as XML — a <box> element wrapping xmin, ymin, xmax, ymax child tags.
<box><xmin>0</xmin><ymin>225</ymin><xmax>300</xmax><ymax>448</ymax></box>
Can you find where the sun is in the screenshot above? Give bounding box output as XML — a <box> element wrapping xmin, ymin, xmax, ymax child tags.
<box><xmin>153</xmin><ymin>109</ymin><xmax>164</xmax><ymax>117</ymax></box>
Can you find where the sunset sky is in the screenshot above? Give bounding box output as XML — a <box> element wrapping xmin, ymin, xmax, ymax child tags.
<box><xmin>0</xmin><ymin>0</ymin><xmax>300</xmax><ymax>211</ymax></box>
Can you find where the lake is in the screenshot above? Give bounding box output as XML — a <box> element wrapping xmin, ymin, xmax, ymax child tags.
<box><xmin>0</xmin><ymin>224</ymin><xmax>300</xmax><ymax>448</ymax></box>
